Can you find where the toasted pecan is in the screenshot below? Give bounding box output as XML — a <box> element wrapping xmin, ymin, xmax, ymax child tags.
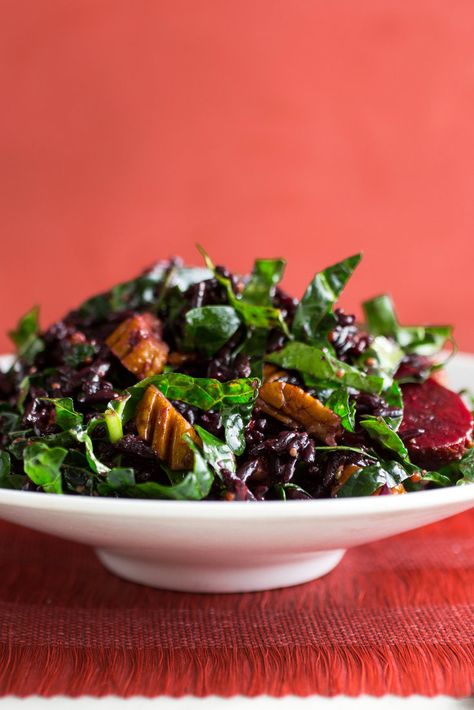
<box><xmin>257</xmin><ymin>380</ymin><xmax>341</xmax><ymax>445</ymax></box>
<box><xmin>106</xmin><ymin>313</ymin><xmax>169</xmax><ymax>379</ymax></box>
<box><xmin>136</xmin><ymin>385</ymin><xmax>200</xmax><ymax>470</ymax></box>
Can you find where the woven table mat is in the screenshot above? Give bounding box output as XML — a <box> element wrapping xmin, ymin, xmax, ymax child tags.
<box><xmin>0</xmin><ymin>511</ymin><xmax>472</xmax><ymax>698</ymax></box>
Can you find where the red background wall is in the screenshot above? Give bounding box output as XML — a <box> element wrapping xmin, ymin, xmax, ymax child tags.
<box><xmin>1</xmin><ymin>1</ymin><xmax>473</xmax><ymax>353</ymax></box>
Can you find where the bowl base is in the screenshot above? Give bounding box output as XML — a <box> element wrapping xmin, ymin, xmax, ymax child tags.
<box><xmin>96</xmin><ymin>547</ymin><xmax>346</xmax><ymax>593</ymax></box>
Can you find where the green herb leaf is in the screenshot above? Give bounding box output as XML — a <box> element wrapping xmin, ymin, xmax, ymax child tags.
<box><xmin>45</xmin><ymin>398</ymin><xmax>84</xmax><ymax>431</ymax></box>
<box><xmin>359</xmin><ymin>416</ymin><xmax>409</xmax><ymax>461</ymax></box>
<box><xmin>17</xmin><ymin>377</ymin><xmax>30</xmax><ymax>413</ymax></box>
<box><xmin>404</xmin><ymin>470</ymin><xmax>453</xmax><ymax>491</ymax></box>
<box><xmin>70</xmin><ymin>427</ymin><xmax>110</xmax><ymax>475</ymax></box>
<box><xmin>79</xmin><ymin>262</ymin><xmax>212</xmax><ymax>320</ymax></box>
<box><xmin>266</xmin><ymin>342</ymin><xmax>384</xmax><ymax>394</ymax></box>
<box><xmin>363</xmin><ymin>294</ymin><xmax>399</xmax><ymax>336</ymax></box>
<box><xmin>0</xmin><ymin>450</ymin><xmax>25</xmax><ymax>490</ymax></box>
<box><xmin>0</xmin><ymin>405</ymin><xmax>20</xmax><ymax>436</ymax></box>
<box><xmin>432</xmin><ymin>448</ymin><xmax>474</xmax><ymax>487</ymax></box>
<box><xmin>99</xmin><ymin>467</ymin><xmax>136</xmax><ymax>490</ymax></box>
<box><xmin>275</xmin><ymin>482</ymin><xmax>312</xmax><ymax>500</ymax></box>
<box><xmin>363</xmin><ymin>294</ymin><xmax>452</xmax><ymax>356</ymax></box>
<box><xmin>197</xmin><ymin>245</ymin><xmax>290</xmax><ymax>335</ymax></box>
<box><xmin>243</xmin><ymin>258</ymin><xmax>286</xmax><ymax>305</ymax></box>
<box><xmin>292</xmin><ymin>254</ymin><xmax>362</xmax><ymax>343</ymax></box>
<box><xmin>125</xmin><ymin>373</ymin><xmax>259</xmax><ymax>420</ymax></box>
<box><xmin>61</xmin><ymin>464</ymin><xmax>96</xmax><ymax>495</ymax></box>
<box><xmin>336</xmin><ymin>460</ymin><xmax>410</xmax><ymax>497</ymax></box>
<box><xmin>100</xmin><ymin>438</ymin><xmax>214</xmax><ymax>500</ymax></box>
<box><xmin>64</xmin><ymin>343</ymin><xmax>97</xmax><ymax>367</ymax></box>
<box><xmin>184</xmin><ymin>306</ymin><xmax>241</xmax><ymax>356</ymax></box>
<box><xmin>221</xmin><ymin>403</ymin><xmax>252</xmax><ymax>455</ymax></box>
<box><xmin>325</xmin><ymin>388</ymin><xmax>356</xmax><ymax>432</ymax></box>
<box><xmin>8</xmin><ymin>306</ymin><xmax>45</xmax><ymax>363</ymax></box>
<box><xmin>365</xmin><ymin>336</ymin><xmax>405</xmax><ymax>378</ymax></box>
<box><xmin>23</xmin><ymin>442</ymin><xmax>67</xmax><ymax>494</ymax></box>
<box><xmin>195</xmin><ymin>425</ymin><xmax>236</xmax><ymax>476</ymax></box>
<box><xmin>381</xmin><ymin>381</ymin><xmax>404</xmax><ymax>431</ymax></box>
<box><xmin>458</xmin><ymin>448</ymin><xmax>474</xmax><ymax>484</ymax></box>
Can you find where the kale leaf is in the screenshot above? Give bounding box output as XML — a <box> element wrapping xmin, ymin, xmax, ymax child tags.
<box><xmin>45</xmin><ymin>398</ymin><xmax>84</xmax><ymax>431</ymax></box>
<box><xmin>195</xmin><ymin>425</ymin><xmax>236</xmax><ymax>475</ymax></box>
<box><xmin>336</xmin><ymin>460</ymin><xmax>410</xmax><ymax>497</ymax></box>
<box><xmin>292</xmin><ymin>254</ymin><xmax>361</xmax><ymax>343</ymax></box>
<box><xmin>0</xmin><ymin>451</ymin><xmax>25</xmax><ymax>490</ymax></box>
<box><xmin>184</xmin><ymin>305</ymin><xmax>241</xmax><ymax>356</ymax></box>
<box><xmin>266</xmin><ymin>342</ymin><xmax>384</xmax><ymax>394</ymax></box>
<box><xmin>359</xmin><ymin>416</ymin><xmax>409</xmax><ymax>461</ymax></box>
<box><xmin>8</xmin><ymin>306</ymin><xmax>45</xmax><ymax>364</ymax></box>
<box><xmin>23</xmin><ymin>442</ymin><xmax>67</xmax><ymax>494</ymax></box>
<box><xmin>99</xmin><ymin>437</ymin><xmax>214</xmax><ymax>500</ymax></box>
<box><xmin>243</xmin><ymin>258</ymin><xmax>286</xmax><ymax>306</ymax></box>
<box><xmin>125</xmin><ymin>373</ymin><xmax>259</xmax><ymax>419</ymax></box>
<box><xmin>363</xmin><ymin>294</ymin><xmax>452</xmax><ymax>356</ymax></box>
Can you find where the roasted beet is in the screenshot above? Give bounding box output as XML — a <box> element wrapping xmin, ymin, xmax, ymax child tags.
<box><xmin>399</xmin><ymin>379</ymin><xmax>473</xmax><ymax>468</ymax></box>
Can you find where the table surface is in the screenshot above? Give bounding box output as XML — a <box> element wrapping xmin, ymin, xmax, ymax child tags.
<box><xmin>0</xmin><ymin>507</ymin><xmax>472</xmax><ymax>699</ymax></box>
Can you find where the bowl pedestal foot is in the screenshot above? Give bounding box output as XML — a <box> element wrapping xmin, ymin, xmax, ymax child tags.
<box><xmin>96</xmin><ymin>547</ymin><xmax>346</xmax><ymax>593</ymax></box>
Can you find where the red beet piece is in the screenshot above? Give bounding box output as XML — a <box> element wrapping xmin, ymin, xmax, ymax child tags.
<box><xmin>399</xmin><ymin>379</ymin><xmax>473</xmax><ymax>469</ymax></box>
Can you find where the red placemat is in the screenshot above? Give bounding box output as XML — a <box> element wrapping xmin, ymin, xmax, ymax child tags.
<box><xmin>0</xmin><ymin>511</ymin><xmax>473</xmax><ymax>698</ymax></box>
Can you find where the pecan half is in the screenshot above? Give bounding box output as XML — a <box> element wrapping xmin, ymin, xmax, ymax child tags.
<box><xmin>106</xmin><ymin>313</ymin><xmax>169</xmax><ymax>379</ymax></box>
<box><xmin>257</xmin><ymin>380</ymin><xmax>342</xmax><ymax>445</ymax></box>
<box><xmin>135</xmin><ymin>385</ymin><xmax>200</xmax><ymax>470</ymax></box>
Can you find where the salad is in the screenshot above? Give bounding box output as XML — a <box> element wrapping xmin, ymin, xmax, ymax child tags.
<box><xmin>0</xmin><ymin>247</ymin><xmax>472</xmax><ymax>501</ymax></box>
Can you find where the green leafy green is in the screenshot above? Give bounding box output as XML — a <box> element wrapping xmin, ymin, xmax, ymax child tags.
<box><xmin>404</xmin><ymin>470</ymin><xmax>453</xmax><ymax>491</ymax></box>
<box><xmin>8</xmin><ymin>306</ymin><xmax>44</xmax><ymax>363</ymax></box>
<box><xmin>363</xmin><ymin>294</ymin><xmax>452</xmax><ymax>356</ymax></box>
<box><xmin>195</xmin><ymin>425</ymin><xmax>236</xmax><ymax>475</ymax></box>
<box><xmin>292</xmin><ymin>254</ymin><xmax>362</xmax><ymax>343</ymax></box>
<box><xmin>64</xmin><ymin>343</ymin><xmax>97</xmax><ymax>367</ymax></box>
<box><xmin>266</xmin><ymin>342</ymin><xmax>384</xmax><ymax>394</ymax></box>
<box><xmin>437</xmin><ymin>448</ymin><xmax>474</xmax><ymax>486</ymax></box>
<box><xmin>221</xmin><ymin>401</ymin><xmax>254</xmax><ymax>455</ymax></box>
<box><xmin>99</xmin><ymin>438</ymin><xmax>214</xmax><ymax>500</ymax></box>
<box><xmin>17</xmin><ymin>377</ymin><xmax>30</xmax><ymax>413</ymax></box>
<box><xmin>184</xmin><ymin>306</ymin><xmax>241</xmax><ymax>356</ymax></box>
<box><xmin>125</xmin><ymin>373</ymin><xmax>259</xmax><ymax>420</ymax></box>
<box><xmin>325</xmin><ymin>388</ymin><xmax>356</xmax><ymax>432</ymax></box>
<box><xmin>336</xmin><ymin>460</ymin><xmax>410</xmax><ymax>497</ymax></box>
<box><xmin>457</xmin><ymin>448</ymin><xmax>474</xmax><ymax>485</ymax></box>
<box><xmin>23</xmin><ymin>442</ymin><xmax>67</xmax><ymax>494</ymax></box>
<box><xmin>0</xmin><ymin>405</ymin><xmax>20</xmax><ymax>436</ymax></box>
<box><xmin>45</xmin><ymin>398</ymin><xmax>84</xmax><ymax>431</ymax></box>
<box><xmin>70</xmin><ymin>427</ymin><xmax>110</xmax><ymax>475</ymax></box>
<box><xmin>359</xmin><ymin>416</ymin><xmax>409</xmax><ymax>461</ymax></box>
<box><xmin>0</xmin><ymin>451</ymin><xmax>25</xmax><ymax>490</ymax></box>
<box><xmin>364</xmin><ymin>336</ymin><xmax>405</xmax><ymax>378</ymax></box>
<box><xmin>276</xmin><ymin>482</ymin><xmax>312</xmax><ymax>500</ymax></box>
<box><xmin>62</xmin><ymin>464</ymin><xmax>96</xmax><ymax>494</ymax></box>
<box><xmin>381</xmin><ymin>381</ymin><xmax>404</xmax><ymax>431</ymax></box>
<box><xmin>363</xmin><ymin>294</ymin><xmax>398</xmax><ymax>336</ymax></box>
<box><xmin>197</xmin><ymin>245</ymin><xmax>290</xmax><ymax>336</ymax></box>
<box><xmin>243</xmin><ymin>259</ymin><xmax>286</xmax><ymax>305</ymax></box>
<box><xmin>79</xmin><ymin>263</ymin><xmax>212</xmax><ymax>320</ymax></box>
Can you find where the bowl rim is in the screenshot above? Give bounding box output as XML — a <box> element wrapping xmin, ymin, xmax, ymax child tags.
<box><xmin>0</xmin><ymin>483</ymin><xmax>472</xmax><ymax>520</ymax></box>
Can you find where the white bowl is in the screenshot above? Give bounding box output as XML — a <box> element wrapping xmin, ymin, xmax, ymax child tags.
<box><xmin>0</xmin><ymin>353</ymin><xmax>473</xmax><ymax>593</ymax></box>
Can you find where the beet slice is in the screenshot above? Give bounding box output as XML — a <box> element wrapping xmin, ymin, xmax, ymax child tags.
<box><xmin>399</xmin><ymin>379</ymin><xmax>473</xmax><ymax>469</ymax></box>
